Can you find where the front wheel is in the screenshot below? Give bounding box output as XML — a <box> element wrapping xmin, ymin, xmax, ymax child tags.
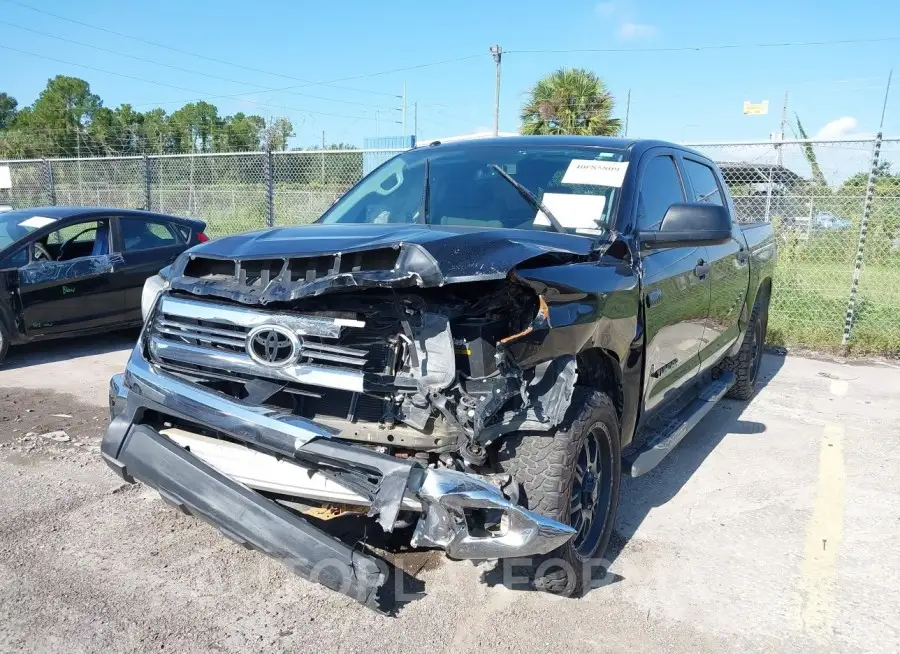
<box><xmin>496</xmin><ymin>388</ymin><xmax>621</xmax><ymax>596</ymax></box>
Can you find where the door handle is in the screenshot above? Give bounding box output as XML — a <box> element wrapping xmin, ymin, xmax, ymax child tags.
<box><xmin>645</xmin><ymin>289</ymin><xmax>663</xmax><ymax>308</ymax></box>
<box><xmin>694</xmin><ymin>259</ymin><xmax>711</xmax><ymax>278</ymax></box>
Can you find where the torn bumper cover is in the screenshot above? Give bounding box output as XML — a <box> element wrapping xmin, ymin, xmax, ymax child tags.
<box><xmin>103</xmin><ymin>348</ymin><xmax>575</xmax><ymax>607</ymax></box>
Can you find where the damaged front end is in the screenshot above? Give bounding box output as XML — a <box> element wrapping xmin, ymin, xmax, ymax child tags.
<box><xmin>103</xmin><ymin>233</ymin><xmax>637</xmax><ymax>609</ymax></box>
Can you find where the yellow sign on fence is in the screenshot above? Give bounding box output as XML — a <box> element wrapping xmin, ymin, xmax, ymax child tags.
<box><xmin>743</xmin><ymin>100</ymin><xmax>770</xmax><ymax>115</ymax></box>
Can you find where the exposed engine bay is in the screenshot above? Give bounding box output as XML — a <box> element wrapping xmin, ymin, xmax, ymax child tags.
<box><xmin>103</xmin><ymin>222</ymin><xmax>640</xmax><ymax>611</ymax></box>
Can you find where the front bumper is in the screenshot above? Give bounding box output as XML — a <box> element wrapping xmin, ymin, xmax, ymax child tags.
<box><xmin>104</xmin><ymin>346</ymin><xmax>574</xmax><ymax>607</ymax></box>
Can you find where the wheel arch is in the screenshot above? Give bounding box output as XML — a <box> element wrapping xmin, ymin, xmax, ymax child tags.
<box><xmin>576</xmin><ymin>347</ymin><xmax>624</xmax><ymax>421</ymax></box>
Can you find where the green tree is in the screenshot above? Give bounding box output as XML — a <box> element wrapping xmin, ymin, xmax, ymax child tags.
<box><xmin>218</xmin><ymin>112</ymin><xmax>266</xmax><ymax>151</ymax></box>
<box><xmin>521</xmin><ymin>68</ymin><xmax>621</xmax><ymax>136</ymax></box>
<box><xmin>0</xmin><ymin>92</ymin><xmax>17</xmax><ymax>129</ymax></box>
<box><xmin>264</xmin><ymin>117</ymin><xmax>295</xmax><ymax>151</ymax></box>
<box><xmin>141</xmin><ymin>108</ymin><xmax>171</xmax><ymax>154</ymax></box>
<box><xmin>16</xmin><ymin>76</ymin><xmax>102</xmax><ymax>157</ymax></box>
<box><xmin>171</xmin><ymin>101</ymin><xmax>221</xmax><ymax>153</ymax></box>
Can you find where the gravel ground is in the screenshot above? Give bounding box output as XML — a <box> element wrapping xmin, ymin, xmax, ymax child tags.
<box><xmin>1</xmin><ymin>335</ymin><xmax>899</xmax><ymax>653</ymax></box>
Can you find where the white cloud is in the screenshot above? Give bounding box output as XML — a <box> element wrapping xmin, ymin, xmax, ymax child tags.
<box><xmin>815</xmin><ymin>116</ymin><xmax>858</xmax><ymax>139</ymax></box>
<box><xmin>595</xmin><ymin>2</ymin><xmax>617</xmax><ymax>17</ymax></box>
<box><xmin>618</xmin><ymin>22</ymin><xmax>658</xmax><ymax>39</ymax></box>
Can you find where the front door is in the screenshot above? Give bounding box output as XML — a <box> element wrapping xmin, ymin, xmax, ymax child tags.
<box><xmin>18</xmin><ymin>219</ymin><xmax>124</xmax><ymax>336</ymax></box>
<box><xmin>636</xmin><ymin>151</ymin><xmax>712</xmax><ymax>414</ymax></box>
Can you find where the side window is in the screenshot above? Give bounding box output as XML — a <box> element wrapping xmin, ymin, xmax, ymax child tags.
<box><xmin>0</xmin><ymin>247</ymin><xmax>27</xmax><ymax>269</ymax></box>
<box><xmin>637</xmin><ymin>155</ymin><xmax>685</xmax><ymax>231</ymax></box>
<box><xmin>43</xmin><ymin>219</ymin><xmax>110</xmax><ymax>261</ymax></box>
<box><xmin>684</xmin><ymin>159</ymin><xmax>724</xmax><ymax>206</ymax></box>
<box><xmin>121</xmin><ymin>218</ymin><xmax>181</xmax><ymax>252</ymax></box>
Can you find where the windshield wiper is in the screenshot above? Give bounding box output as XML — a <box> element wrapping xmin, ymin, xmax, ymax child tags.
<box><xmin>418</xmin><ymin>158</ymin><xmax>430</xmax><ymax>224</ymax></box>
<box><xmin>490</xmin><ymin>164</ymin><xmax>566</xmax><ymax>234</ymax></box>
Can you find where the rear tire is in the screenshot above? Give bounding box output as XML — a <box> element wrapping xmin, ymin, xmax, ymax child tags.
<box><xmin>721</xmin><ymin>293</ymin><xmax>768</xmax><ymax>400</ymax></box>
<box><xmin>0</xmin><ymin>324</ymin><xmax>8</xmax><ymax>366</ymax></box>
<box><xmin>496</xmin><ymin>388</ymin><xmax>621</xmax><ymax>596</ymax></box>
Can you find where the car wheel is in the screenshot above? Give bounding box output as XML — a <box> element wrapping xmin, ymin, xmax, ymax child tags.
<box><xmin>721</xmin><ymin>293</ymin><xmax>768</xmax><ymax>400</ymax></box>
<box><xmin>0</xmin><ymin>324</ymin><xmax>9</xmax><ymax>366</ymax></box>
<box><xmin>496</xmin><ymin>388</ymin><xmax>621</xmax><ymax>596</ymax></box>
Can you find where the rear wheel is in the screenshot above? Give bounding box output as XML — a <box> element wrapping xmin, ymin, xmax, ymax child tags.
<box><xmin>496</xmin><ymin>388</ymin><xmax>621</xmax><ymax>596</ymax></box>
<box><xmin>0</xmin><ymin>324</ymin><xmax>8</xmax><ymax>366</ymax></box>
<box><xmin>722</xmin><ymin>293</ymin><xmax>768</xmax><ymax>400</ymax></box>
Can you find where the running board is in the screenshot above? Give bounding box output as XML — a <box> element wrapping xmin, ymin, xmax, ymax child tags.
<box><xmin>624</xmin><ymin>372</ymin><xmax>735</xmax><ymax>477</ymax></box>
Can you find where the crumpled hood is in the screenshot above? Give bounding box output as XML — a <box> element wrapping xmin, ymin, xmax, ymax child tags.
<box><xmin>185</xmin><ymin>223</ymin><xmax>596</xmax><ymax>281</ymax></box>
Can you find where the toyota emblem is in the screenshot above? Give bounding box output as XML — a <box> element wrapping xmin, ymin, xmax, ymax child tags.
<box><xmin>246</xmin><ymin>325</ymin><xmax>300</xmax><ymax>367</ymax></box>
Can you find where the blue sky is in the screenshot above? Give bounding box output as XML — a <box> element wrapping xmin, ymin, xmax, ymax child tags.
<box><xmin>1</xmin><ymin>0</ymin><xmax>898</xmax><ymax>147</ymax></box>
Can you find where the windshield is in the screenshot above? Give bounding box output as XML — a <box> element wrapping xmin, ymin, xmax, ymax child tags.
<box><xmin>0</xmin><ymin>210</ymin><xmax>58</xmax><ymax>250</ymax></box>
<box><xmin>319</xmin><ymin>144</ymin><xmax>627</xmax><ymax>234</ymax></box>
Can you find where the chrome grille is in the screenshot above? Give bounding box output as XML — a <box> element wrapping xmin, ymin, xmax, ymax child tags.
<box><xmin>149</xmin><ymin>295</ymin><xmax>375</xmax><ymax>392</ymax></box>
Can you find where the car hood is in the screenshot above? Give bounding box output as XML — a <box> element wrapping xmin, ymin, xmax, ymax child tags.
<box><xmin>191</xmin><ymin>223</ymin><xmax>595</xmax><ymax>273</ymax></box>
<box><xmin>169</xmin><ymin>223</ymin><xmax>602</xmax><ymax>304</ymax></box>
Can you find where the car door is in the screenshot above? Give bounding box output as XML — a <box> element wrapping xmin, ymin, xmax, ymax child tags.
<box><xmin>112</xmin><ymin>216</ymin><xmax>187</xmax><ymax>323</ymax></box>
<box><xmin>636</xmin><ymin>150</ymin><xmax>712</xmax><ymax>414</ymax></box>
<box><xmin>680</xmin><ymin>155</ymin><xmax>751</xmax><ymax>371</ymax></box>
<box><xmin>18</xmin><ymin>218</ymin><xmax>125</xmax><ymax>336</ymax></box>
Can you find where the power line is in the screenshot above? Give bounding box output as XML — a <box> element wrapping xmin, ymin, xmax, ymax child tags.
<box><xmin>507</xmin><ymin>35</ymin><xmax>900</xmax><ymax>54</ymax></box>
<box><xmin>0</xmin><ymin>19</ymin><xmax>399</xmax><ymax>111</ymax></box>
<box><xmin>132</xmin><ymin>54</ymin><xmax>487</xmax><ymax>110</ymax></box>
<box><xmin>0</xmin><ymin>0</ymin><xmax>403</xmax><ymax>99</ymax></box>
<box><xmin>0</xmin><ymin>44</ymin><xmax>379</xmax><ymax>123</ymax></box>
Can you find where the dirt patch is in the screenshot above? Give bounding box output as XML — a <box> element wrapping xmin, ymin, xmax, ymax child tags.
<box><xmin>0</xmin><ymin>387</ymin><xmax>107</xmax><ymax>463</ymax></box>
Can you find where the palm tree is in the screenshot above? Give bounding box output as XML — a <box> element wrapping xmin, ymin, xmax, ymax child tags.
<box><xmin>521</xmin><ymin>68</ymin><xmax>621</xmax><ymax>136</ymax></box>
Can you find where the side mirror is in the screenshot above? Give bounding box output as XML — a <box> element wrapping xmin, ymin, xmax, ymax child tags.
<box><xmin>637</xmin><ymin>203</ymin><xmax>733</xmax><ymax>249</ymax></box>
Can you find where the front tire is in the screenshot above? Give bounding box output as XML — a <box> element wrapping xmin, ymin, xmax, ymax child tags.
<box><xmin>496</xmin><ymin>388</ymin><xmax>621</xmax><ymax>596</ymax></box>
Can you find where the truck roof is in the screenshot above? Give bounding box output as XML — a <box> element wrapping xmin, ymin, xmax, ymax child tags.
<box><xmin>418</xmin><ymin>135</ymin><xmax>705</xmax><ymax>160</ymax></box>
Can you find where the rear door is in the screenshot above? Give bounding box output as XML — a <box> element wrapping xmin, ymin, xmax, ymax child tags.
<box><xmin>636</xmin><ymin>150</ymin><xmax>712</xmax><ymax>414</ymax></box>
<box><xmin>18</xmin><ymin>218</ymin><xmax>124</xmax><ymax>336</ymax></box>
<box><xmin>680</xmin><ymin>155</ymin><xmax>751</xmax><ymax>371</ymax></box>
<box><xmin>112</xmin><ymin>216</ymin><xmax>187</xmax><ymax>322</ymax></box>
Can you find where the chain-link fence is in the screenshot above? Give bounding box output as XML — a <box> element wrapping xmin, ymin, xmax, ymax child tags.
<box><xmin>0</xmin><ymin>148</ymin><xmax>403</xmax><ymax>235</ymax></box>
<box><xmin>686</xmin><ymin>136</ymin><xmax>900</xmax><ymax>354</ymax></box>
<box><xmin>2</xmin><ymin>140</ymin><xmax>899</xmax><ymax>353</ymax></box>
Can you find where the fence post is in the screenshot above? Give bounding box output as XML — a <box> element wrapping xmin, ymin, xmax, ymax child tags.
<box><xmin>42</xmin><ymin>158</ymin><xmax>56</xmax><ymax>206</ymax></box>
<box><xmin>264</xmin><ymin>148</ymin><xmax>275</xmax><ymax>228</ymax></box>
<box><xmin>143</xmin><ymin>154</ymin><xmax>152</xmax><ymax>211</ymax></box>
<box><xmin>842</xmin><ymin>132</ymin><xmax>883</xmax><ymax>349</ymax></box>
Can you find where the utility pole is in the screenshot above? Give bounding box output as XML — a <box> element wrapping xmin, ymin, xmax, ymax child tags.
<box><xmin>777</xmin><ymin>90</ymin><xmax>789</xmax><ymax>166</ymax></box>
<box><xmin>402</xmin><ymin>83</ymin><xmax>407</xmax><ymax>138</ymax></box>
<box><xmin>490</xmin><ymin>45</ymin><xmax>503</xmax><ymax>137</ymax></box>
<box><xmin>414</xmin><ymin>102</ymin><xmax>418</xmax><ymax>142</ymax></box>
<box><xmin>321</xmin><ymin>130</ymin><xmax>326</xmax><ymax>185</ymax></box>
<box><xmin>624</xmin><ymin>89</ymin><xmax>631</xmax><ymax>137</ymax></box>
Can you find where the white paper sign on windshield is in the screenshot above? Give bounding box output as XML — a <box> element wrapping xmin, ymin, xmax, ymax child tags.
<box><xmin>562</xmin><ymin>160</ymin><xmax>628</xmax><ymax>187</ymax></box>
<box><xmin>19</xmin><ymin>216</ymin><xmax>57</xmax><ymax>229</ymax></box>
<box><xmin>0</xmin><ymin>166</ymin><xmax>11</xmax><ymax>190</ymax></box>
<box><xmin>534</xmin><ymin>193</ymin><xmax>607</xmax><ymax>229</ymax></box>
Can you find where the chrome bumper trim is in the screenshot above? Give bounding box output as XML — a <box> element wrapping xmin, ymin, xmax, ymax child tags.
<box><xmin>411</xmin><ymin>468</ymin><xmax>576</xmax><ymax>559</ymax></box>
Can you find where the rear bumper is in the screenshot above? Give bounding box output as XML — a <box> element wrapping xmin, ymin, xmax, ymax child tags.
<box><xmin>103</xmin><ymin>345</ymin><xmax>574</xmax><ymax>606</ymax></box>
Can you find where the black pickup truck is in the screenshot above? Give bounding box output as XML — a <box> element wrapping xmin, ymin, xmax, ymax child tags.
<box><xmin>103</xmin><ymin>137</ymin><xmax>775</xmax><ymax>608</ymax></box>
